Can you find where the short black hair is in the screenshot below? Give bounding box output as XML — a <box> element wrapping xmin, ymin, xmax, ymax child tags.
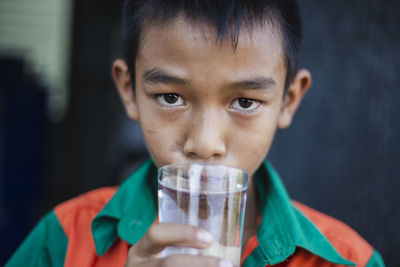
<box><xmin>121</xmin><ymin>0</ymin><xmax>302</xmax><ymax>90</ymax></box>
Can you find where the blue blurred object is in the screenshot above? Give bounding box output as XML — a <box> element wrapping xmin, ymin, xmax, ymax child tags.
<box><xmin>0</xmin><ymin>57</ymin><xmax>47</xmax><ymax>265</ymax></box>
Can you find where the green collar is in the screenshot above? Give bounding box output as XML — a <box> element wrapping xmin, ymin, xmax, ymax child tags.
<box><xmin>91</xmin><ymin>159</ymin><xmax>158</xmax><ymax>255</ymax></box>
<box><xmin>243</xmin><ymin>162</ymin><xmax>354</xmax><ymax>266</ymax></box>
<box><xmin>91</xmin><ymin>159</ymin><xmax>354</xmax><ymax>266</ymax></box>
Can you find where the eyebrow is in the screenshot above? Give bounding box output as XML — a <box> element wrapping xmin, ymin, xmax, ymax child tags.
<box><xmin>142</xmin><ymin>67</ymin><xmax>276</xmax><ymax>92</ymax></box>
<box><xmin>228</xmin><ymin>76</ymin><xmax>276</xmax><ymax>92</ymax></box>
<box><xmin>142</xmin><ymin>68</ymin><xmax>187</xmax><ymax>85</ymax></box>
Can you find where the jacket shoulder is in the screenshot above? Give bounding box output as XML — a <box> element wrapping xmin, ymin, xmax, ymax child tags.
<box><xmin>53</xmin><ymin>187</ymin><xmax>117</xmax><ymax>236</ymax></box>
<box><xmin>5</xmin><ymin>212</ymin><xmax>68</xmax><ymax>267</ymax></box>
<box><xmin>293</xmin><ymin>201</ymin><xmax>374</xmax><ymax>266</ymax></box>
<box><xmin>53</xmin><ymin>187</ymin><xmax>125</xmax><ymax>267</ymax></box>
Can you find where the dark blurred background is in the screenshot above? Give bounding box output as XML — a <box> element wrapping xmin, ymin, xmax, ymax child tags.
<box><xmin>0</xmin><ymin>0</ymin><xmax>399</xmax><ymax>265</ymax></box>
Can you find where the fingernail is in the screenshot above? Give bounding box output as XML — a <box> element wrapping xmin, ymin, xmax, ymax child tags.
<box><xmin>197</xmin><ymin>230</ymin><xmax>213</xmax><ymax>244</ymax></box>
<box><xmin>219</xmin><ymin>260</ymin><xmax>233</xmax><ymax>267</ymax></box>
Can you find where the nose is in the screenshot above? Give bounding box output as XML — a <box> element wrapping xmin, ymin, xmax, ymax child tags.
<box><xmin>183</xmin><ymin>109</ymin><xmax>226</xmax><ymax>160</ymax></box>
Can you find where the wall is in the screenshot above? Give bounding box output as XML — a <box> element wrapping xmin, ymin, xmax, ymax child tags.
<box><xmin>269</xmin><ymin>0</ymin><xmax>399</xmax><ymax>264</ymax></box>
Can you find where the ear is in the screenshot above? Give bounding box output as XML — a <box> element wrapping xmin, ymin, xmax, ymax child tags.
<box><xmin>112</xmin><ymin>59</ymin><xmax>138</xmax><ymax>121</ymax></box>
<box><xmin>278</xmin><ymin>69</ymin><xmax>312</xmax><ymax>129</ymax></box>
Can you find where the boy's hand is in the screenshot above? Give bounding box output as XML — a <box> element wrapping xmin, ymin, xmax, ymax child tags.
<box><xmin>124</xmin><ymin>223</ymin><xmax>232</xmax><ymax>267</ymax></box>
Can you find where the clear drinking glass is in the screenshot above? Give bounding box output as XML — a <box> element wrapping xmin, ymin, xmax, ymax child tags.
<box><xmin>158</xmin><ymin>163</ymin><xmax>248</xmax><ymax>266</ymax></box>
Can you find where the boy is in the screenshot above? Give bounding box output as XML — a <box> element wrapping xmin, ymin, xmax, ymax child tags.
<box><xmin>6</xmin><ymin>0</ymin><xmax>385</xmax><ymax>266</ymax></box>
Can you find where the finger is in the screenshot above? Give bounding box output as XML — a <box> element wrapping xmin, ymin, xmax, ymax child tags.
<box><xmin>133</xmin><ymin>223</ymin><xmax>214</xmax><ymax>257</ymax></box>
<box><xmin>141</xmin><ymin>255</ymin><xmax>233</xmax><ymax>267</ymax></box>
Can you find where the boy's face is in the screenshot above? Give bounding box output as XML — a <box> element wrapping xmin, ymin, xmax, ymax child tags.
<box><xmin>113</xmin><ymin>15</ymin><xmax>311</xmax><ymax>177</ymax></box>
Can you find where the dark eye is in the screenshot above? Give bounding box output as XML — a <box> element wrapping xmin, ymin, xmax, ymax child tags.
<box><xmin>238</xmin><ymin>98</ymin><xmax>253</xmax><ymax>109</ymax></box>
<box><xmin>155</xmin><ymin>94</ymin><xmax>185</xmax><ymax>107</ymax></box>
<box><xmin>164</xmin><ymin>94</ymin><xmax>179</xmax><ymax>104</ymax></box>
<box><xmin>231</xmin><ymin>98</ymin><xmax>261</xmax><ymax>112</ymax></box>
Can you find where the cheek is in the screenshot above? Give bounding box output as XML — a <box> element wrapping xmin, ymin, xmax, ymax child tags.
<box><xmin>239</xmin><ymin>130</ymin><xmax>274</xmax><ymax>173</ymax></box>
<box><xmin>139</xmin><ymin>118</ymin><xmax>184</xmax><ymax>167</ymax></box>
<box><xmin>230</xmin><ymin>115</ymin><xmax>278</xmax><ymax>175</ymax></box>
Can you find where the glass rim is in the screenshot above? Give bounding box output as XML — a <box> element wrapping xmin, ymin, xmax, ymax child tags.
<box><xmin>158</xmin><ymin>162</ymin><xmax>248</xmax><ymax>177</ymax></box>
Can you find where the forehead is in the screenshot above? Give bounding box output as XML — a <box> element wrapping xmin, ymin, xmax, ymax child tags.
<box><xmin>136</xmin><ymin>15</ymin><xmax>286</xmax><ymax>86</ymax></box>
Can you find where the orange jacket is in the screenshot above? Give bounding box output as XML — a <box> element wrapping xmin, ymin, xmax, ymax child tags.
<box><xmin>6</xmin><ymin>160</ymin><xmax>384</xmax><ymax>266</ymax></box>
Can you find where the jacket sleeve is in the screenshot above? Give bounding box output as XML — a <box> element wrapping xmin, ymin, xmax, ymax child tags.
<box><xmin>5</xmin><ymin>211</ymin><xmax>68</xmax><ymax>267</ymax></box>
<box><xmin>365</xmin><ymin>249</ymin><xmax>385</xmax><ymax>267</ymax></box>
